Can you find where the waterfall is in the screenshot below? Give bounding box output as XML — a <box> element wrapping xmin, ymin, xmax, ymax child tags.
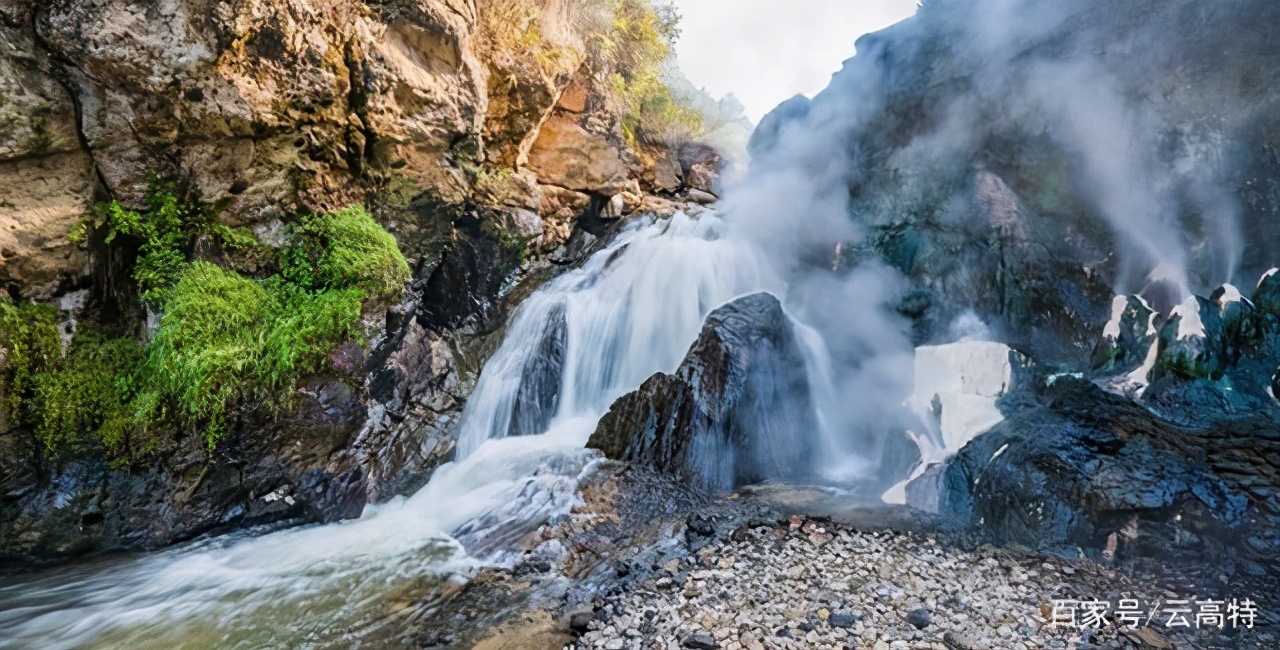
<box><xmin>0</xmin><ymin>210</ymin><xmax>793</xmax><ymax>648</ymax></box>
<box><xmin>457</xmin><ymin>211</ymin><xmax>782</xmax><ymax>456</ymax></box>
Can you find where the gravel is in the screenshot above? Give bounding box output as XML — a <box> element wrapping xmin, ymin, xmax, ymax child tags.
<box><xmin>564</xmin><ymin>515</ymin><xmax>1274</xmax><ymax>650</ymax></box>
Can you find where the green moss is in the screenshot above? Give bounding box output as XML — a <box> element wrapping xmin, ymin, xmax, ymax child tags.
<box><xmin>282</xmin><ymin>205</ymin><xmax>411</xmax><ymax>302</ymax></box>
<box><xmin>0</xmin><ymin>301</ymin><xmax>62</xmax><ymax>431</ymax></box>
<box><xmin>140</xmin><ymin>262</ymin><xmax>363</xmax><ymax>449</ymax></box>
<box><xmin>32</xmin><ymin>327</ymin><xmax>145</xmax><ymax>458</ymax></box>
<box><xmin>1</xmin><ymin>302</ymin><xmax>147</xmax><ymax>462</ymax></box>
<box><xmin>24</xmin><ymin>194</ymin><xmax>407</xmax><ymax>456</ymax></box>
<box><xmin>211</xmin><ymin>223</ymin><xmax>271</xmax><ymax>257</ymax></box>
<box><xmin>97</xmin><ymin>179</ymin><xmax>216</xmax><ymax>305</ymax></box>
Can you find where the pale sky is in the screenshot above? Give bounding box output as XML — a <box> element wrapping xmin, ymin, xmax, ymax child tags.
<box><xmin>673</xmin><ymin>0</ymin><xmax>920</xmax><ymax>122</ymax></box>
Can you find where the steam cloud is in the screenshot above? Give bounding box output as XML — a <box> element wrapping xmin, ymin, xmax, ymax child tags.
<box><xmin>708</xmin><ymin>0</ymin><xmax>1270</xmax><ymax>484</ymax></box>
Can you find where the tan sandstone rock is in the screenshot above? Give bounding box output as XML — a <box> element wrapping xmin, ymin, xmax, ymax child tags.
<box><xmin>0</xmin><ymin>6</ymin><xmax>92</xmax><ymax>297</ymax></box>
<box><xmin>526</xmin><ymin>115</ymin><xmax>629</xmax><ymax>195</ymax></box>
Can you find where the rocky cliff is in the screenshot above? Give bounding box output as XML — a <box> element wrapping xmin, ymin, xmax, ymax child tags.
<box><xmin>0</xmin><ymin>0</ymin><xmax>720</xmax><ymax>559</ymax></box>
<box><xmin>579</xmin><ymin>0</ymin><xmax>1280</xmax><ymax>584</ymax></box>
<box><xmin>748</xmin><ymin>0</ymin><xmax>1280</xmax><ymax>364</ymax></box>
<box><xmin>0</xmin><ymin>0</ymin><xmax>720</xmax><ymax>298</ymax></box>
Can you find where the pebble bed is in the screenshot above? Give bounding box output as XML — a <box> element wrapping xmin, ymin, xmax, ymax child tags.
<box><xmin>566</xmin><ymin>516</ymin><xmax>1272</xmax><ymax>650</ymax></box>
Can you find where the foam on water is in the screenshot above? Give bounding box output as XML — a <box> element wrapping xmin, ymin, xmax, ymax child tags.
<box><xmin>0</xmin><ymin>210</ymin><xmax>810</xmax><ymax>648</ymax></box>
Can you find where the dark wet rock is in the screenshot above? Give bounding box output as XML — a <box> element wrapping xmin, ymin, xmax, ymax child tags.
<box><xmin>587</xmin><ymin>292</ymin><xmax>820</xmax><ymax>489</ymax></box>
<box><xmin>904</xmin><ymin>461</ymin><xmax>948</xmax><ymax>514</ymax></box>
<box><xmin>1090</xmin><ymin>296</ymin><xmax>1156</xmax><ymax>374</ymax></box>
<box><xmin>0</xmin><ymin>376</ymin><xmax>368</xmax><ymax>559</ymax></box>
<box><xmin>508</xmin><ymin>303</ymin><xmax>566</xmax><ymax>437</ymax></box>
<box><xmin>751</xmin><ymin>0</ymin><xmax>1280</xmax><ymax>365</ymax></box>
<box><xmin>417</xmin><ymin>216</ymin><xmax>522</xmax><ymax>334</ymax></box>
<box><xmin>567</xmin><ymin>609</ymin><xmax>595</xmax><ymax>633</ymax></box>
<box><xmin>877</xmin><ymin>427</ymin><xmax>925</xmax><ymax>494</ymax></box>
<box><xmin>941</xmin><ymin>377</ymin><xmax>1280</xmax><ymax>576</ymax></box>
<box><xmin>906</xmin><ymin>607</ymin><xmax>931</xmax><ymax>629</ymax></box>
<box><xmin>1085</xmin><ymin>280</ymin><xmax>1280</xmax><ymax>424</ymax></box>
<box><xmin>1255</xmin><ymin>271</ymin><xmax>1280</xmax><ymax>318</ymax></box>
<box><xmin>1152</xmin><ymin>296</ymin><xmax>1226</xmax><ymax>381</ymax></box>
<box><xmin>828</xmin><ymin>611</ymin><xmax>862</xmax><ymax>628</ymax></box>
<box><xmin>943</xmin><ymin>631</ymin><xmax>988</xmax><ymax>650</ymax></box>
<box><xmin>681</xmin><ymin>632</ymin><xmax>720</xmax><ymax>649</ymax></box>
<box><xmin>862</xmin><ymin>167</ymin><xmax>1115</xmax><ymax>363</ymax></box>
<box><xmin>686</xmin><ymin>514</ymin><xmax>716</xmax><ymax>537</ymax></box>
<box><xmin>0</xmin><ymin>212</ymin><xmax>519</xmax><ymax>560</ymax></box>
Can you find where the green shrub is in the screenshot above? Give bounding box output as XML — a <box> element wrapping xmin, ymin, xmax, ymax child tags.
<box><xmin>282</xmin><ymin>206</ymin><xmax>411</xmax><ymax>302</ymax></box>
<box><xmin>32</xmin><ymin>328</ymin><xmax>144</xmax><ymax>456</ymax></box>
<box><xmin>0</xmin><ymin>301</ymin><xmax>62</xmax><ymax>431</ymax></box>
<box><xmin>140</xmin><ymin>262</ymin><xmax>364</xmax><ymax>449</ymax></box>
<box><xmin>592</xmin><ymin>0</ymin><xmax>702</xmax><ymax>146</ymax></box>
<box><xmin>1</xmin><ymin>302</ymin><xmax>146</xmax><ymax>460</ymax></box>
<box><xmin>97</xmin><ymin>180</ymin><xmax>216</xmax><ymax>304</ymax></box>
<box><xmin>21</xmin><ymin>195</ymin><xmax>407</xmax><ymax>456</ymax></box>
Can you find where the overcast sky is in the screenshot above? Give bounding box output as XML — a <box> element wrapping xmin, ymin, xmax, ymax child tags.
<box><xmin>673</xmin><ymin>0</ymin><xmax>920</xmax><ymax>122</ymax></box>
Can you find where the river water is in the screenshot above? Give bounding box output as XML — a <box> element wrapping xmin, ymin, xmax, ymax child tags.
<box><xmin>0</xmin><ymin>210</ymin><xmax>825</xmax><ymax>649</ymax></box>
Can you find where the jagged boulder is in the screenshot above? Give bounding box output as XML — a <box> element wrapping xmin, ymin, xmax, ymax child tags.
<box><xmin>525</xmin><ymin>115</ymin><xmax>630</xmax><ymax>195</ymax></box>
<box><xmin>1152</xmin><ymin>296</ymin><xmax>1225</xmax><ymax>381</ymax></box>
<box><xmin>416</xmin><ymin>215</ymin><xmax>523</xmax><ymax>333</ymax></box>
<box><xmin>941</xmin><ymin>377</ymin><xmax>1279</xmax><ymax>576</ymax></box>
<box><xmin>587</xmin><ymin>293</ymin><xmax>819</xmax><ymax>489</ymax></box>
<box><xmin>507</xmin><ymin>303</ymin><xmax>566</xmax><ymax>438</ymax></box>
<box><xmin>676</xmin><ymin>142</ymin><xmax>724</xmax><ymax>196</ymax></box>
<box><xmin>1090</xmin><ymin>295</ymin><xmax>1156</xmax><ymax>374</ymax></box>
<box><xmin>1255</xmin><ymin>270</ymin><xmax>1280</xmax><ymax>320</ymax></box>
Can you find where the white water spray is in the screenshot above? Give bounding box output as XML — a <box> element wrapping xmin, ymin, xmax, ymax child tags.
<box><xmin>0</xmin><ymin>211</ymin><xmax>801</xmax><ymax>648</ymax></box>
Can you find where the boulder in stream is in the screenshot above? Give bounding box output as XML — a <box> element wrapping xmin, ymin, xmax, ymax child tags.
<box><xmin>588</xmin><ymin>293</ymin><xmax>819</xmax><ymax>489</ymax></box>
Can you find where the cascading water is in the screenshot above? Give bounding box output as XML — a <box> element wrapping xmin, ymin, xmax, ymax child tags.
<box><xmin>0</xmin><ymin>210</ymin><xmax>821</xmax><ymax>649</ymax></box>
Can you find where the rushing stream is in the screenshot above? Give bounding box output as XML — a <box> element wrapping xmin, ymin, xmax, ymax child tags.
<box><xmin>0</xmin><ymin>210</ymin><xmax>813</xmax><ymax>649</ymax></box>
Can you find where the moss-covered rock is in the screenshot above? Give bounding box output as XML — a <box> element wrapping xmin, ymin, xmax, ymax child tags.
<box><xmin>281</xmin><ymin>205</ymin><xmax>411</xmax><ymax>303</ymax></box>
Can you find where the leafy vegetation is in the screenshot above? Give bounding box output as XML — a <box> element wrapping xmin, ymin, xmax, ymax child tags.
<box><xmin>32</xmin><ymin>327</ymin><xmax>145</xmax><ymax>457</ymax></box>
<box><xmin>138</xmin><ymin>262</ymin><xmax>364</xmax><ymax>448</ymax></box>
<box><xmin>592</xmin><ymin>0</ymin><xmax>702</xmax><ymax>146</ymax></box>
<box><xmin>476</xmin><ymin>0</ymin><xmax>572</xmax><ymax>75</ymax></box>
<box><xmin>2</xmin><ymin>189</ymin><xmax>410</xmax><ymax>458</ymax></box>
<box><xmin>0</xmin><ymin>301</ymin><xmax>145</xmax><ymax>460</ymax></box>
<box><xmin>476</xmin><ymin>0</ymin><xmax>709</xmax><ymax>148</ymax></box>
<box><xmin>281</xmin><ymin>206</ymin><xmax>410</xmax><ymax>302</ymax></box>
<box><xmin>93</xmin><ymin>179</ymin><xmax>217</xmax><ymax>304</ymax></box>
<box><xmin>0</xmin><ymin>301</ymin><xmax>62</xmax><ymax>434</ymax></box>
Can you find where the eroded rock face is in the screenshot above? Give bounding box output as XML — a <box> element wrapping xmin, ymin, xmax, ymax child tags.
<box><xmin>0</xmin><ymin>208</ymin><xmax>526</xmax><ymax>559</ymax></box>
<box><xmin>32</xmin><ymin>0</ymin><xmax>486</xmax><ymax>209</ymax></box>
<box><xmin>526</xmin><ymin>114</ymin><xmax>629</xmax><ymax>195</ymax></box>
<box><xmin>1</xmin><ymin>0</ymin><xmax>692</xmax><ymax>299</ymax></box>
<box><xmin>0</xmin><ymin>3</ymin><xmax>93</xmax><ymax>298</ymax></box>
<box><xmin>0</xmin><ymin>377</ymin><xmax>369</xmax><ymax>558</ymax></box>
<box><xmin>588</xmin><ymin>293</ymin><xmax>819</xmax><ymax>490</ymax></box>
<box><xmin>0</xmin><ymin>0</ymin><xmax>709</xmax><ymax>561</ymax></box>
<box><xmin>957</xmin><ymin>271</ymin><xmax>1280</xmax><ymax>574</ymax></box>
<box><xmin>752</xmin><ymin>0</ymin><xmax>1280</xmax><ymax>364</ymax></box>
<box><xmin>940</xmin><ymin>377</ymin><xmax>1279</xmax><ymax>576</ymax></box>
